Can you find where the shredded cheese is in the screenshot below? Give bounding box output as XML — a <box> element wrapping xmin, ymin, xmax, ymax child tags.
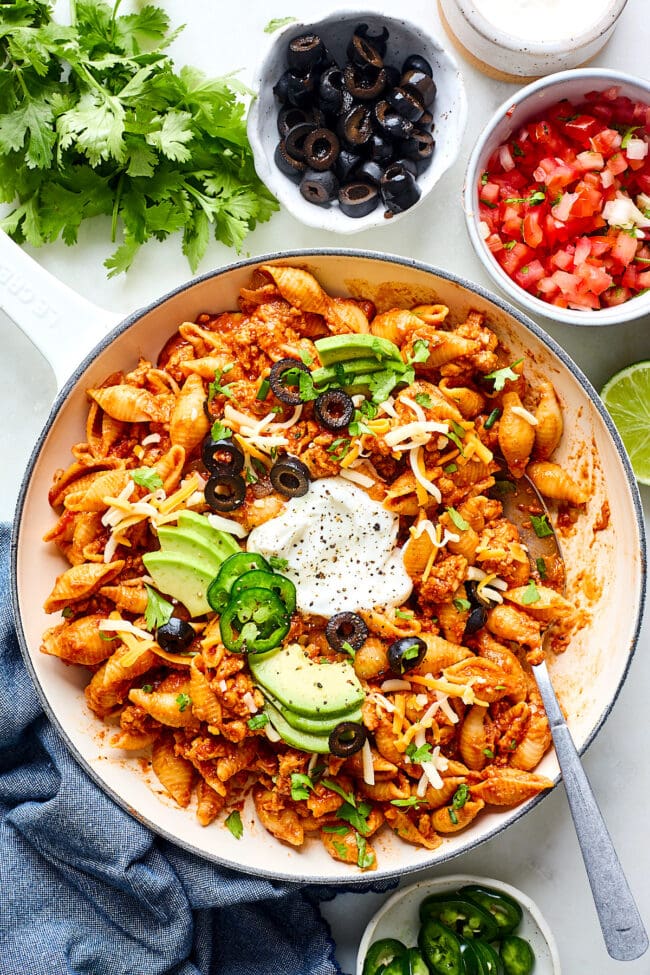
<box><xmin>384</xmin><ymin>420</ymin><xmax>449</xmax><ymax>449</ymax></box>
<box><xmin>361</xmin><ymin>739</ymin><xmax>375</xmax><ymax>786</ymax></box>
<box><xmin>340</xmin><ymin>468</ymin><xmax>375</xmax><ymax>488</ymax></box>
<box><xmin>398</xmin><ymin>394</ymin><xmax>427</xmax><ymax>423</ymax></box>
<box><xmin>380</xmin><ymin>679</ymin><xmax>412</xmax><ymax>692</ymax></box>
<box><xmin>142</xmin><ymin>433</ymin><xmax>161</xmax><ymax>446</ymax></box>
<box><xmin>206</xmin><ymin>513</ymin><xmax>248</xmax><ymax>538</ymax></box>
<box><xmin>265</xmin><ymin>723</ymin><xmax>282</xmax><ymax>743</ymax></box>
<box><xmin>510</xmin><ymin>405</ymin><xmax>538</xmax><ymax>426</ymax></box>
<box><xmin>98</xmin><ymin>618</ymin><xmax>153</xmax><ymax>641</ymax></box>
<box><xmin>243</xmin><ymin>692</ymin><xmax>258</xmax><ymax>714</ymax></box>
<box><xmin>409</xmin><ymin>446</ymin><xmax>442</xmax><ymax>504</ymax></box>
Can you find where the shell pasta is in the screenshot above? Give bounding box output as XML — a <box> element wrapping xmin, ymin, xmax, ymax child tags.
<box><xmin>41</xmin><ymin>265</ymin><xmax>591</xmax><ymax>871</ymax></box>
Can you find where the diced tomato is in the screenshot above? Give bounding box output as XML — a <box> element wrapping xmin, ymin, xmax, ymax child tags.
<box><xmin>480</xmin><ymin>181</ymin><xmax>501</xmax><ymax>204</ymax></box>
<box><xmin>638</xmin><ymin>269</ymin><xmax>650</xmax><ymax>288</ymax></box>
<box><xmin>486</xmin><ymin>233</ymin><xmax>504</xmax><ymax>253</ymax></box>
<box><xmin>498</xmin><ymin>242</ymin><xmax>533</xmax><ymax>275</ymax></box>
<box><xmin>576</xmin><ymin>262</ymin><xmax>613</xmax><ymax>295</ymax></box>
<box><xmin>515</xmin><ymin>259</ymin><xmax>545</xmax><ymax>291</ymax></box>
<box><xmin>523</xmin><ymin>211</ymin><xmax>543</xmax><ymax>247</ymax></box>
<box><xmin>591</xmin><ymin>128</ymin><xmax>622</xmax><ymax>154</ymax></box>
<box><xmin>621</xmin><ymin>265</ymin><xmax>639</xmax><ymax>289</ymax></box>
<box><xmin>611</xmin><ymin>231</ymin><xmax>639</xmax><ymax>266</ymax></box>
<box><xmin>533</xmin><ymin>157</ymin><xmax>577</xmax><ymax>191</ymax></box>
<box><xmin>562</xmin><ymin>115</ymin><xmax>603</xmax><ymax>147</ymax></box>
<box><xmin>606</xmin><ymin>152</ymin><xmax>628</xmax><ymax>177</ymax></box>
<box><xmin>601</xmin><ymin>286</ymin><xmax>632</xmax><ymax>306</ymax></box>
<box><xmin>571</xmin><ymin>181</ymin><xmax>603</xmax><ymax>218</ymax></box>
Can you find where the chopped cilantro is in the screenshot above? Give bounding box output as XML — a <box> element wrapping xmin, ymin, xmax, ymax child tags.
<box><xmin>210</xmin><ymin>420</ymin><xmax>232</xmax><ymax>441</ymax></box>
<box><xmin>405</xmin><ymin>741</ymin><xmax>433</xmax><ymax>764</ymax></box>
<box><xmin>621</xmin><ymin>125</ymin><xmax>640</xmax><ymax>148</ymax></box>
<box><xmin>394</xmin><ymin>608</ymin><xmax>414</xmax><ymax>620</ymax></box>
<box><xmin>290</xmin><ymin>773</ymin><xmax>314</xmax><ymax>801</ymax></box>
<box><xmin>144</xmin><ymin>584</ymin><xmax>174</xmax><ymax>631</ymax></box>
<box><xmin>509</xmin><ymin>739</ymin><xmax>518</xmax><ymax>750</ymax></box>
<box><xmin>356</xmin><ymin>834</ymin><xmax>375</xmax><ymax>869</ymax></box>
<box><xmin>327</xmin><ymin>437</ymin><xmax>351</xmax><ymax>460</ymax></box>
<box><xmin>268</xmin><ymin>555</ymin><xmax>289</xmax><ymax>571</ymax></box>
<box><xmin>452</xmin><ymin>784</ymin><xmax>470</xmax><ymax>809</ymax></box>
<box><xmin>321</xmin><ymin>779</ymin><xmax>356</xmax><ymax>807</ymax></box>
<box><xmin>391</xmin><ymin>796</ymin><xmax>424</xmax><ymax>808</ymax></box>
<box><xmin>359</xmin><ymin>398</ymin><xmax>379</xmax><ymax>419</ymax></box>
<box><xmin>264</xmin><ymin>16</ymin><xmax>297</xmax><ymax>32</ymax></box>
<box><xmin>503</xmin><ymin>240</ymin><xmax>517</xmax><ymax>250</ymax></box>
<box><xmin>536</xmin><ymin>557</ymin><xmax>547</xmax><ymax>580</ymax></box>
<box><xmin>481</xmin><ymin>171</ymin><xmax>490</xmax><ymax>185</ymax></box>
<box><xmin>224</xmin><ymin>810</ymin><xmax>243</xmax><ymax>839</ymax></box>
<box><xmin>333</xmin><ymin>840</ymin><xmax>349</xmax><ymax>859</ymax></box>
<box><xmin>208</xmin><ymin>368</ymin><xmax>234</xmax><ymax>402</ymax></box>
<box><xmin>141</xmin><ymin>684</ymin><xmax>153</xmax><ymax>694</ymax></box>
<box><xmin>415</xmin><ymin>393</ymin><xmax>434</xmax><ymax>408</ymax></box>
<box><xmin>484</xmin><ymin>359</ymin><xmax>523</xmax><ymax>392</ymax></box>
<box><xmin>521</xmin><ymin>578</ymin><xmax>541</xmax><ymax>605</ymax></box>
<box><xmin>453</xmin><ymin>598</ymin><xmax>471</xmax><ymax>613</ymax></box>
<box><xmin>484</xmin><ymin>407</ymin><xmax>501</xmax><ymax>430</ymax></box>
<box><xmin>451</xmin><ymin>420</ymin><xmax>466</xmax><ymax>440</ymax></box>
<box><xmin>176</xmin><ymin>692</ymin><xmax>191</xmax><ymax>712</ymax></box>
<box><xmin>482</xmin><ymin>747</ymin><xmax>494</xmax><ymax>758</ymax></box>
<box><xmin>409</xmin><ymin>339</ymin><xmax>430</xmax><ymax>365</ymax></box>
<box><xmin>61</xmin><ymin>606</ymin><xmax>73</xmax><ymax>619</ymax></box>
<box><xmin>511</xmin><ymin>142</ymin><xmax>525</xmax><ymax>158</ymax></box>
<box><xmin>446</xmin><ymin>430</ymin><xmax>465</xmax><ymax>454</ymax></box>
<box><xmin>247</xmin><ymin>713</ymin><xmax>269</xmax><ymax>731</ymax></box>
<box><xmin>446</xmin><ymin>506</ymin><xmax>470</xmax><ymax>531</ymax></box>
<box><xmin>480</xmin><ymin>199</ymin><xmax>497</xmax><ymax>209</ymax></box>
<box><xmin>530</xmin><ymin>513</ymin><xmax>553</xmax><ymax>538</ymax></box>
<box><xmin>322</xmin><ymin>824</ymin><xmax>348</xmax><ymax>834</ymax></box>
<box><xmin>448</xmin><ymin>808</ymin><xmax>459</xmax><ymax>825</ymax></box>
<box><xmin>443</xmin><ymin>462</ymin><xmax>458</xmax><ymax>474</ymax></box>
<box><xmin>130</xmin><ymin>467</ymin><xmax>163</xmax><ymax>491</ymax></box>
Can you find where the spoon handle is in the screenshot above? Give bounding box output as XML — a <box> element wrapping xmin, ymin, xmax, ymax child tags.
<box><xmin>533</xmin><ymin>660</ymin><xmax>648</xmax><ymax>961</ymax></box>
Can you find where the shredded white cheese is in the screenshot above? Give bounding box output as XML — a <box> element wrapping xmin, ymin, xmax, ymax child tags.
<box><xmin>398</xmin><ymin>394</ymin><xmax>427</xmax><ymax>423</ymax></box>
<box><xmin>380</xmin><ymin>678</ymin><xmax>413</xmax><ymax>692</ymax></box>
<box><xmin>98</xmin><ymin>619</ymin><xmax>153</xmax><ymax>641</ymax></box>
<box><xmin>361</xmin><ymin>739</ymin><xmax>375</xmax><ymax>786</ymax></box>
<box><xmin>141</xmin><ymin>433</ymin><xmax>161</xmax><ymax>446</ymax></box>
<box><xmin>206</xmin><ymin>513</ymin><xmax>248</xmax><ymax>538</ymax></box>
<box><xmin>510</xmin><ymin>405</ymin><xmax>538</xmax><ymax>426</ymax></box>
<box><xmin>409</xmin><ymin>447</ymin><xmax>442</xmax><ymax>503</ymax></box>
<box><xmin>243</xmin><ymin>692</ymin><xmax>258</xmax><ymax>714</ymax></box>
<box><xmin>265</xmin><ymin>723</ymin><xmax>282</xmax><ymax>743</ymax></box>
<box><xmin>384</xmin><ymin>420</ymin><xmax>449</xmax><ymax>449</ymax></box>
<box><xmin>340</xmin><ymin>468</ymin><xmax>375</xmax><ymax>488</ymax></box>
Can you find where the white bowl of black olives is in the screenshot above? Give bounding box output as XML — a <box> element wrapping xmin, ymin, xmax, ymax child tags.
<box><xmin>248</xmin><ymin>11</ymin><xmax>467</xmax><ymax>231</ymax></box>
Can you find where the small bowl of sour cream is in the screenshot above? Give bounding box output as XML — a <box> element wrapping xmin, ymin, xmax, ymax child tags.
<box><xmin>438</xmin><ymin>0</ymin><xmax>629</xmax><ymax>81</ymax></box>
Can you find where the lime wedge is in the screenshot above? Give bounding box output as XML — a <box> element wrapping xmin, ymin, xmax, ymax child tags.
<box><xmin>601</xmin><ymin>361</ymin><xmax>650</xmax><ymax>485</ymax></box>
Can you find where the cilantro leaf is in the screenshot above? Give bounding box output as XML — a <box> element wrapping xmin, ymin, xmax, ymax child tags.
<box><xmin>144</xmin><ymin>584</ymin><xmax>174</xmax><ymax>630</ymax></box>
<box><xmin>409</xmin><ymin>339</ymin><xmax>430</xmax><ymax>365</ymax></box>
<box><xmin>356</xmin><ymin>834</ymin><xmax>375</xmax><ymax>869</ymax></box>
<box><xmin>268</xmin><ymin>556</ymin><xmax>289</xmax><ymax>572</ymax></box>
<box><xmin>484</xmin><ymin>359</ymin><xmax>524</xmax><ymax>392</ymax></box>
<box><xmin>130</xmin><ymin>467</ymin><xmax>163</xmax><ymax>491</ymax></box>
<box><xmin>415</xmin><ymin>393</ymin><xmax>433</xmax><ymax>408</ymax></box>
<box><xmin>210</xmin><ymin>420</ymin><xmax>233</xmax><ymax>441</ymax></box>
<box><xmin>224</xmin><ymin>810</ymin><xmax>243</xmax><ymax>839</ymax></box>
<box><xmin>536</xmin><ymin>557</ymin><xmax>547</xmax><ymax>580</ymax></box>
<box><xmin>247</xmin><ymin>712</ymin><xmax>268</xmax><ymax>731</ymax></box>
<box><xmin>264</xmin><ymin>17</ymin><xmax>297</xmax><ymax>33</ymax></box>
<box><xmin>521</xmin><ymin>578</ymin><xmax>541</xmax><ymax>604</ymax></box>
<box><xmin>405</xmin><ymin>741</ymin><xmax>434</xmax><ymax>764</ymax></box>
<box><xmin>176</xmin><ymin>692</ymin><xmax>191</xmax><ymax>712</ymax></box>
<box><xmin>452</xmin><ymin>783</ymin><xmax>470</xmax><ymax>809</ymax></box>
<box><xmin>453</xmin><ymin>597</ymin><xmax>471</xmax><ymax>613</ymax></box>
<box><xmin>390</xmin><ymin>796</ymin><xmax>424</xmax><ymax>808</ymax></box>
<box><xmin>290</xmin><ymin>773</ymin><xmax>314</xmax><ymax>801</ymax></box>
<box><xmin>530</xmin><ymin>513</ymin><xmax>553</xmax><ymax>538</ymax></box>
<box><xmin>446</xmin><ymin>506</ymin><xmax>470</xmax><ymax>532</ymax></box>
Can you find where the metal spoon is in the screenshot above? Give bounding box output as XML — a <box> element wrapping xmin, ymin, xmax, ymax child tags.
<box><xmin>494</xmin><ymin>472</ymin><xmax>648</xmax><ymax>962</ymax></box>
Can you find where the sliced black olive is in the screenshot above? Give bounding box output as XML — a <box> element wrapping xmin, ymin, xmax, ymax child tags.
<box><xmin>464</xmin><ymin>605</ymin><xmax>489</xmax><ymax>636</ymax></box>
<box><xmin>340</xmin><ymin>103</ymin><xmax>373</xmax><ymax>147</ymax></box>
<box><xmin>335</xmin><ymin>147</ymin><xmax>363</xmax><ymax>182</ymax></box>
<box><xmin>287</xmin><ymin>34</ymin><xmax>325</xmax><ymax>73</ymax></box>
<box><xmin>338</xmin><ymin>181</ymin><xmax>379</xmax><ymax>218</ymax></box>
<box><xmin>274</xmin><ymin>140</ymin><xmax>307</xmax><ymax>181</ymax></box>
<box><xmin>304</xmin><ymin>127</ymin><xmax>340</xmax><ymax>171</ymax></box>
<box><xmin>314</xmin><ymin>389</ymin><xmax>355</xmax><ymax>430</ymax></box>
<box><xmin>300</xmin><ymin>168</ymin><xmax>339</xmax><ymax>205</ymax></box>
<box><xmin>383</xmin><ymin>64</ymin><xmax>401</xmax><ymax>88</ymax></box>
<box><xmin>326</xmin><ymin>611</ymin><xmax>369</xmax><ymax>651</ymax></box>
<box><xmin>401</xmin><ymin>69</ymin><xmax>437</xmax><ymax>108</ymax></box>
<box><xmin>269</xmin><ymin>357</ymin><xmax>310</xmax><ymax>405</ymax></box>
<box><xmin>386</xmin><ymin>86</ymin><xmax>425</xmax><ymax>123</ymax></box>
<box><xmin>466</xmin><ymin>580</ymin><xmax>494</xmax><ymax>608</ymax></box>
<box><xmin>329</xmin><ymin>721</ymin><xmax>367</xmax><ymax>758</ymax></box>
<box><xmin>373</xmin><ymin>100</ymin><xmax>414</xmax><ymax>139</ymax></box>
<box><xmin>387</xmin><ymin>636</ymin><xmax>427</xmax><ymax>675</ymax></box>
<box><xmin>398</xmin><ymin>129</ymin><xmax>435</xmax><ymax>167</ymax></box>
<box><xmin>391</xmin><ymin>156</ymin><xmax>418</xmax><ymax>178</ymax></box>
<box><xmin>354</xmin><ymin>23</ymin><xmax>389</xmax><ymax>59</ymax></box>
<box><xmin>277</xmin><ymin>106</ymin><xmax>315</xmax><ymax>139</ymax></box>
<box><xmin>269</xmin><ymin>455</ymin><xmax>310</xmax><ymax>498</ymax></box>
<box><xmin>356</xmin><ymin>158</ymin><xmax>385</xmax><ymax>186</ymax></box>
<box><xmin>285</xmin><ymin>122</ymin><xmax>316</xmax><ymax>161</ymax></box>
<box><xmin>286</xmin><ymin>70</ymin><xmax>317</xmax><ymax>108</ymax></box>
<box><xmin>368</xmin><ymin>132</ymin><xmax>394</xmax><ymax>162</ymax></box>
<box><xmin>420</xmin><ymin>109</ymin><xmax>434</xmax><ymax>129</ymax></box>
<box><xmin>156</xmin><ymin>617</ymin><xmax>195</xmax><ymax>654</ymax></box>
<box><xmin>346</xmin><ymin>33</ymin><xmax>383</xmax><ymax>69</ymax></box>
<box><xmin>201</xmin><ymin>436</ymin><xmax>244</xmax><ymax>477</ymax></box>
<box><xmin>343</xmin><ymin>63</ymin><xmax>386</xmax><ymax>102</ymax></box>
<box><xmin>380</xmin><ymin>163</ymin><xmax>421</xmax><ymax>214</ymax></box>
<box><xmin>402</xmin><ymin>54</ymin><xmax>433</xmax><ymax>77</ymax></box>
<box><xmin>205</xmin><ymin>474</ymin><xmax>246</xmax><ymax>512</ymax></box>
<box><xmin>273</xmin><ymin>69</ymin><xmax>291</xmax><ymax>103</ymax></box>
<box><xmin>319</xmin><ymin>66</ymin><xmax>346</xmax><ymax>114</ymax></box>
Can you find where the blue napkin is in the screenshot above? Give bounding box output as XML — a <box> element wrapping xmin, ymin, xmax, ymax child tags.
<box><xmin>0</xmin><ymin>524</ymin><xmax>392</xmax><ymax>975</ymax></box>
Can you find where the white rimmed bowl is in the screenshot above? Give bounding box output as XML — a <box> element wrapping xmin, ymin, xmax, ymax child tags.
<box><xmin>356</xmin><ymin>874</ymin><xmax>561</xmax><ymax>974</ymax></box>
<box><xmin>247</xmin><ymin>11</ymin><xmax>467</xmax><ymax>233</ymax></box>
<box><xmin>464</xmin><ymin>68</ymin><xmax>650</xmax><ymax>327</ymax></box>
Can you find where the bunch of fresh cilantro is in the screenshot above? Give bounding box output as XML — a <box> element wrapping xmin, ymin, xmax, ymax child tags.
<box><xmin>0</xmin><ymin>0</ymin><xmax>278</xmax><ymax>274</ymax></box>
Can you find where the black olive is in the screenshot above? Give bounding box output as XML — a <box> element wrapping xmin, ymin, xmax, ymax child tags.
<box><xmin>277</xmin><ymin>106</ymin><xmax>317</xmax><ymax>138</ymax></box>
<box><xmin>346</xmin><ymin>33</ymin><xmax>383</xmax><ymax>69</ymax></box>
<box><xmin>464</xmin><ymin>605</ymin><xmax>489</xmax><ymax>635</ymax></box>
<box><xmin>329</xmin><ymin>721</ymin><xmax>367</xmax><ymax>758</ymax></box>
<box><xmin>383</xmin><ymin>64</ymin><xmax>401</xmax><ymax>88</ymax></box>
<box><xmin>354</xmin><ymin>23</ymin><xmax>389</xmax><ymax>59</ymax></box>
<box><xmin>465</xmin><ymin>580</ymin><xmax>495</xmax><ymax>608</ymax></box>
<box><xmin>373</xmin><ymin>100</ymin><xmax>414</xmax><ymax>139</ymax></box>
<box><xmin>391</xmin><ymin>156</ymin><xmax>418</xmax><ymax>178</ymax></box>
<box><xmin>286</xmin><ymin>70</ymin><xmax>317</xmax><ymax>108</ymax></box>
<box><xmin>287</xmin><ymin>34</ymin><xmax>325</xmax><ymax>73</ymax></box>
<box><xmin>356</xmin><ymin>158</ymin><xmax>384</xmax><ymax>186</ymax></box>
<box><xmin>343</xmin><ymin>63</ymin><xmax>386</xmax><ymax>102</ymax></box>
<box><xmin>201</xmin><ymin>436</ymin><xmax>244</xmax><ymax>477</ymax></box>
<box><xmin>156</xmin><ymin>617</ymin><xmax>195</xmax><ymax>654</ymax></box>
<box><xmin>420</xmin><ymin>109</ymin><xmax>434</xmax><ymax>129</ymax></box>
<box><xmin>273</xmin><ymin>69</ymin><xmax>291</xmax><ymax>103</ymax></box>
<box><xmin>269</xmin><ymin>455</ymin><xmax>311</xmax><ymax>498</ymax></box>
<box><xmin>402</xmin><ymin>54</ymin><xmax>434</xmax><ymax>77</ymax></box>
<box><xmin>285</xmin><ymin>122</ymin><xmax>316</xmax><ymax>161</ymax></box>
<box><xmin>338</xmin><ymin>181</ymin><xmax>379</xmax><ymax>218</ymax></box>
<box><xmin>380</xmin><ymin>163</ymin><xmax>421</xmax><ymax>214</ymax></box>
<box><xmin>314</xmin><ymin>389</ymin><xmax>355</xmax><ymax>430</ymax></box>
<box><xmin>326</xmin><ymin>611</ymin><xmax>368</xmax><ymax>651</ymax></box>
<box><xmin>340</xmin><ymin>103</ymin><xmax>373</xmax><ymax>147</ymax></box>
<box><xmin>300</xmin><ymin>168</ymin><xmax>339</xmax><ymax>205</ymax></box>
<box><xmin>386</xmin><ymin>86</ymin><xmax>425</xmax><ymax>123</ymax></box>
<box><xmin>397</xmin><ymin>129</ymin><xmax>435</xmax><ymax>168</ymax></box>
<box><xmin>335</xmin><ymin>147</ymin><xmax>363</xmax><ymax>182</ymax></box>
<box><xmin>303</xmin><ymin>127</ymin><xmax>340</xmax><ymax>171</ymax></box>
<box><xmin>401</xmin><ymin>69</ymin><xmax>437</xmax><ymax>108</ymax></box>
<box><xmin>319</xmin><ymin>66</ymin><xmax>346</xmax><ymax>114</ymax></box>
<box><xmin>269</xmin><ymin>357</ymin><xmax>310</xmax><ymax>405</ymax></box>
<box><xmin>368</xmin><ymin>132</ymin><xmax>394</xmax><ymax>162</ymax></box>
<box><xmin>204</xmin><ymin>474</ymin><xmax>246</xmax><ymax>512</ymax></box>
<box><xmin>387</xmin><ymin>636</ymin><xmax>427</xmax><ymax>675</ymax></box>
<box><xmin>274</xmin><ymin>140</ymin><xmax>307</xmax><ymax>181</ymax></box>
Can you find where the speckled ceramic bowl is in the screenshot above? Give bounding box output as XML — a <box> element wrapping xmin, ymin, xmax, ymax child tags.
<box><xmin>356</xmin><ymin>875</ymin><xmax>561</xmax><ymax>974</ymax></box>
<box><xmin>247</xmin><ymin>10</ymin><xmax>467</xmax><ymax>233</ymax></box>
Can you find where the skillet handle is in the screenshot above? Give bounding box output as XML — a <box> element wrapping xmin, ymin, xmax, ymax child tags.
<box><xmin>0</xmin><ymin>231</ymin><xmax>121</xmax><ymax>389</ymax></box>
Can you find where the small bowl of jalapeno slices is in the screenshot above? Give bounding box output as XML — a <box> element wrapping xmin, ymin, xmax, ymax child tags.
<box><xmin>357</xmin><ymin>875</ymin><xmax>561</xmax><ymax>975</ymax></box>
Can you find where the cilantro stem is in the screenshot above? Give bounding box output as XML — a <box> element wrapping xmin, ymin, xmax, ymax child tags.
<box><xmin>111</xmin><ymin>174</ymin><xmax>124</xmax><ymax>243</ymax></box>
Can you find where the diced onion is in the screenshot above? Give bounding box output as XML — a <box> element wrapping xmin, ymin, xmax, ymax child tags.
<box><xmin>380</xmin><ymin>679</ymin><xmax>412</xmax><ymax>692</ymax></box>
<box><xmin>467</xmin><ymin>566</ymin><xmax>487</xmax><ymax>582</ymax></box>
<box><xmin>481</xmin><ymin>586</ymin><xmax>504</xmax><ymax>603</ymax></box>
<box><xmin>361</xmin><ymin>739</ymin><xmax>375</xmax><ymax>786</ymax></box>
<box><xmin>552</xmin><ymin>192</ymin><xmax>579</xmax><ymax>222</ymax></box>
<box><xmin>498</xmin><ymin>144</ymin><xmax>515</xmax><ymax>172</ymax></box>
<box><xmin>478</xmin><ymin>220</ymin><xmax>490</xmax><ymax>241</ymax></box>
<box><xmin>603</xmin><ymin>193</ymin><xmax>650</xmax><ymax>229</ymax></box>
<box><xmin>601</xmin><ymin>168</ymin><xmax>615</xmax><ymax>189</ymax></box>
<box><xmin>626</xmin><ymin>138</ymin><xmax>648</xmax><ymax>161</ymax></box>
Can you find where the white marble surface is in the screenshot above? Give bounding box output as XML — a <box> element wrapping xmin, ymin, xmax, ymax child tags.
<box><xmin>1</xmin><ymin>1</ymin><xmax>649</xmax><ymax>972</ymax></box>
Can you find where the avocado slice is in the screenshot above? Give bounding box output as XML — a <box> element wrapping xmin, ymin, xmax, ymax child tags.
<box><xmin>249</xmin><ymin>642</ymin><xmax>365</xmax><ymax>717</ymax></box>
<box><xmin>142</xmin><ymin>551</ymin><xmax>214</xmax><ymax>617</ymax></box>
<box><xmin>156</xmin><ymin>526</ymin><xmax>226</xmax><ymax>577</ymax></box>
<box><xmin>176</xmin><ymin>511</ymin><xmax>241</xmax><ymax>560</ymax></box>
<box><xmin>315</xmin><ymin>333</ymin><xmax>403</xmax><ymax>366</ymax></box>
<box><xmin>264</xmin><ymin>700</ymin><xmax>331</xmax><ymax>754</ymax></box>
<box><xmin>311</xmin><ymin>357</ymin><xmax>388</xmax><ymax>388</ymax></box>
<box><xmin>263</xmin><ymin>692</ymin><xmax>362</xmax><ymax>734</ymax></box>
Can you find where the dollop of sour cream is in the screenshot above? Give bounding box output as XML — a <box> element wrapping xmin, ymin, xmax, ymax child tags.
<box><xmin>473</xmin><ymin>0</ymin><xmax>614</xmax><ymax>42</ymax></box>
<box><xmin>247</xmin><ymin>477</ymin><xmax>413</xmax><ymax>617</ymax></box>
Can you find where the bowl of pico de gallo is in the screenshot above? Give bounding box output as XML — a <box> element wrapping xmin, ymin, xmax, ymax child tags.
<box><xmin>464</xmin><ymin>68</ymin><xmax>650</xmax><ymax>325</ymax></box>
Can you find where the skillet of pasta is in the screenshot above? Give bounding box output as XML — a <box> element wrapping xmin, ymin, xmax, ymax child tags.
<box><xmin>41</xmin><ymin>264</ymin><xmax>591</xmax><ymax>871</ymax></box>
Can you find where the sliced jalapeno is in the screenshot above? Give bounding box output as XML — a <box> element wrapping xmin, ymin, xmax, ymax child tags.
<box><xmin>471</xmin><ymin>941</ymin><xmax>504</xmax><ymax>975</ymax></box>
<box><xmin>460</xmin><ymin>885</ymin><xmax>523</xmax><ymax>938</ymax></box>
<box><xmin>207</xmin><ymin>552</ymin><xmax>271</xmax><ymax>612</ymax></box>
<box><xmin>500</xmin><ymin>937</ymin><xmax>535</xmax><ymax>975</ymax></box>
<box><xmin>362</xmin><ymin>938</ymin><xmax>407</xmax><ymax>975</ymax></box>
<box><xmin>219</xmin><ymin>588</ymin><xmax>289</xmax><ymax>654</ymax></box>
<box><xmin>419</xmin><ymin>895</ymin><xmax>499</xmax><ymax>942</ymax></box>
<box><xmin>417</xmin><ymin>919</ymin><xmax>464</xmax><ymax>975</ymax></box>
<box><xmin>231</xmin><ymin>569</ymin><xmax>296</xmax><ymax>615</ymax></box>
<box><xmin>402</xmin><ymin>947</ymin><xmax>430</xmax><ymax>975</ymax></box>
